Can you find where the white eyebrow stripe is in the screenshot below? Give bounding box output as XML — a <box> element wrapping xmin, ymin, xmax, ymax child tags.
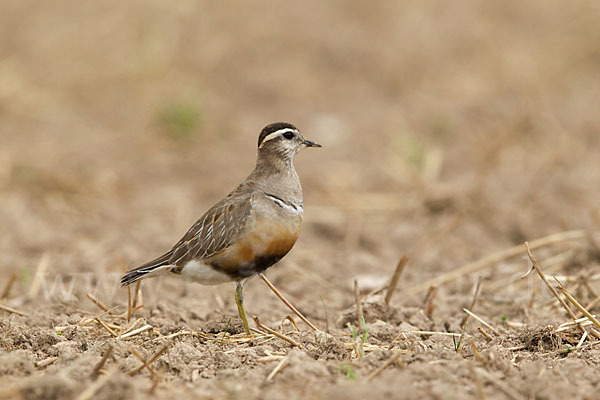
<box><xmin>260</xmin><ymin>128</ymin><xmax>298</xmax><ymax>146</ymax></box>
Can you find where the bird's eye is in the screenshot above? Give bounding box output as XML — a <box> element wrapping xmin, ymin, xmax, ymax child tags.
<box><xmin>283</xmin><ymin>131</ymin><xmax>294</xmax><ymax>140</ymax></box>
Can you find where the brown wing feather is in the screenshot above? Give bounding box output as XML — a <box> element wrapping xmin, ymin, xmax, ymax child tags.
<box><xmin>167</xmin><ymin>194</ymin><xmax>253</xmax><ymax>268</ymax></box>
<box><xmin>126</xmin><ymin>184</ymin><xmax>254</xmax><ymax>275</ymax></box>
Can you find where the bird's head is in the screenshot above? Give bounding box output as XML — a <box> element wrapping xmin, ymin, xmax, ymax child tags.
<box><xmin>257</xmin><ymin>122</ymin><xmax>321</xmax><ymax>161</ymax></box>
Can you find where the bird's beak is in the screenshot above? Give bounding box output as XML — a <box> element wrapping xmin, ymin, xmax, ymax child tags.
<box><xmin>303</xmin><ymin>139</ymin><xmax>322</xmax><ymax>148</ymax></box>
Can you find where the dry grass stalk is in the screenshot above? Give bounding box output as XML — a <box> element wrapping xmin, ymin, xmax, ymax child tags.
<box><xmin>354</xmin><ymin>279</ymin><xmax>364</xmax><ymax>326</ymax></box>
<box><xmin>575</xmin><ymin>330</ymin><xmax>589</xmax><ymax>350</ymax></box>
<box><xmin>488</xmin><ymin>249</ymin><xmax>575</xmax><ymax>293</ymax></box>
<box><xmin>385</xmin><ymin>255</ymin><xmax>408</xmax><ymax>305</ymax></box>
<box><xmin>121</xmin><ymin>317</ymin><xmax>146</xmax><ymax>334</ymax></box>
<box><xmin>424</xmin><ymin>285</ymin><xmax>438</xmax><ymax>320</ymax></box>
<box><xmin>132</xmin><ymin>280</ymin><xmax>141</xmax><ymax>308</ymax></box>
<box><xmin>461</xmin><ymin>277</ymin><xmax>483</xmax><ymax>327</ymax></box>
<box><xmin>281</xmin><ymin>315</ymin><xmax>300</xmax><ymax>332</ymax></box>
<box><xmin>366</xmin><ymin>351</ymin><xmax>404</xmax><ymax>382</ymax></box>
<box><xmin>406</xmin><ymin>330</ymin><xmax>461</xmax><ymax>337</ymax></box>
<box><xmin>257</xmin><ymin>355</ymin><xmax>286</xmax><ymax>362</ymax></box>
<box><xmin>353</xmin><ymin>279</ymin><xmax>367</xmax><ymax>345</ymax></box>
<box><xmin>150</xmin><ymin>374</ymin><xmax>160</xmax><ymax>394</ymax></box>
<box><xmin>97</xmin><ymin>320</ymin><xmax>122</xmax><ymax>331</ymax></box>
<box><xmin>128</xmin><ymin>342</ymin><xmax>170</xmax><ymax>375</ymax></box>
<box><xmin>36</xmin><ymin>357</ymin><xmax>57</xmax><ymax>368</ymax></box>
<box><xmin>457</xmin><ymin>277</ymin><xmax>484</xmax><ymax>352</ymax></box>
<box><xmin>129</xmin><ymin>305</ymin><xmax>144</xmax><ymax>314</ymax></box>
<box><xmin>86</xmin><ymin>293</ymin><xmax>114</xmax><ymax>315</ymax></box>
<box><xmin>553</xmin><ymin>273</ymin><xmax>600</xmax><ymax>284</ymax></box>
<box><xmin>76</xmin><ymin>317</ymin><xmax>121</xmax><ymax>332</ymax></box>
<box><xmin>119</xmin><ymin>324</ymin><xmax>153</xmax><ymax>340</ymax></box>
<box><xmin>127</xmin><ymin>286</ymin><xmax>131</xmax><ymax>323</ymax></box>
<box><xmin>260</xmin><ymin>273</ymin><xmax>319</xmax><ymax>331</ymax></box>
<box><xmin>525</xmin><ymin>242</ymin><xmax>588</xmax><ymax>337</ymax></box>
<box><xmin>27</xmin><ymin>253</ymin><xmax>50</xmax><ymax>299</ymax></box>
<box><xmin>343</xmin><ymin>343</ymin><xmax>407</xmax><ymax>353</ymax></box>
<box><xmin>528</xmin><ymin>286</ymin><xmax>537</xmax><ymax>309</ymax></box>
<box><xmin>265</xmin><ymin>354</ymin><xmax>290</xmax><ymax>382</ymax></box>
<box><xmin>95</xmin><ymin>317</ymin><xmax>117</xmax><ymax>337</ymax></box>
<box><xmin>91</xmin><ymin>345</ymin><xmax>113</xmax><ymax>377</ymax></box>
<box><xmin>408</xmin><ymin>230</ymin><xmax>586</xmax><ymax>295</ymax></box>
<box><xmin>75</xmin><ymin>368</ymin><xmax>116</xmax><ymax>400</ymax></box>
<box><xmin>470</xmin><ymin>339</ymin><xmax>484</xmax><ymax>362</ymax></box>
<box><xmin>0</xmin><ymin>273</ymin><xmax>16</xmax><ymax>300</ymax></box>
<box><xmin>253</xmin><ymin>316</ymin><xmax>301</xmax><ymax>348</ymax></box>
<box><xmin>558</xmin><ymin>286</ymin><xmax>600</xmax><ymax>331</ymax></box>
<box><xmin>504</xmin><ymin>320</ymin><xmax>526</xmax><ymax>329</ymax></box>
<box><xmin>463</xmin><ymin>309</ymin><xmax>500</xmax><ymax>336</ymax></box>
<box><xmin>556</xmin><ymin>315</ymin><xmax>595</xmax><ymax>331</ymax></box>
<box><xmin>130</xmin><ymin>348</ymin><xmax>157</xmax><ymax>375</ymax></box>
<box><xmin>478</xmin><ymin>327</ymin><xmax>494</xmax><ymax>341</ymax></box>
<box><xmin>388</xmin><ymin>332</ymin><xmax>407</xmax><ymax>349</ymax></box>
<box><xmin>152</xmin><ymin>330</ymin><xmax>192</xmax><ymax>342</ymax></box>
<box><xmin>0</xmin><ymin>303</ymin><xmax>28</xmax><ymax>316</ymax></box>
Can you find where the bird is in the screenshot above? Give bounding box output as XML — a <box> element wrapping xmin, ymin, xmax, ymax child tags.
<box><xmin>121</xmin><ymin>122</ymin><xmax>320</xmax><ymax>335</ymax></box>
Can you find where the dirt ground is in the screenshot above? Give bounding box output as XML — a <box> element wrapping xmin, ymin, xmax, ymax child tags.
<box><xmin>1</xmin><ymin>1</ymin><xmax>600</xmax><ymax>399</ymax></box>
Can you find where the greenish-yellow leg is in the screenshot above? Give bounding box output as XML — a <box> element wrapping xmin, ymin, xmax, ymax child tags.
<box><xmin>235</xmin><ymin>281</ymin><xmax>252</xmax><ymax>336</ymax></box>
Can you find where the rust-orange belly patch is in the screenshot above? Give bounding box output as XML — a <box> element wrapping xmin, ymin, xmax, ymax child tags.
<box><xmin>207</xmin><ymin>216</ymin><xmax>301</xmax><ymax>279</ymax></box>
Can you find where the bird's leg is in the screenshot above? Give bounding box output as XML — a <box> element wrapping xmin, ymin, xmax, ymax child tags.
<box><xmin>235</xmin><ymin>280</ymin><xmax>252</xmax><ymax>336</ymax></box>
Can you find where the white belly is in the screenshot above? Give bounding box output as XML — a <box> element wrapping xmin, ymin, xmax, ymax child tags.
<box><xmin>179</xmin><ymin>260</ymin><xmax>232</xmax><ymax>285</ymax></box>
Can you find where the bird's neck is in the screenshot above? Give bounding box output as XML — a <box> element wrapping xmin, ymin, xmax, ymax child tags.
<box><xmin>254</xmin><ymin>151</ymin><xmax>295</xmax><ymax>175</ymax></box>
<box><xmin>251</xmin><ymin>152</ymin><xmax>302</xmax><ymax>201</ymax></box>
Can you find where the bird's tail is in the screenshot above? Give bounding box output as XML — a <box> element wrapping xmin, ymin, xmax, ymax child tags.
<box><xmin>120</xmin><ymin>252</ymin><xmax>173</xmax><ymax>287</ymax></box>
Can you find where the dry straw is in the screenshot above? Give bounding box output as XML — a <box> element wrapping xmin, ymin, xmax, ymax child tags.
<box><xmin>408</xmin><ymin>230</ymin><xmax>587</xmax><ymax>295</ymax></box>
<box><xmin>260</xmin><ymin>273</ymin><xmax>319</xmax><ymax>332</ymax></box>
<box><xmin>385</xmin><ymin>255</ymin><xmax>408</xmax><ymax>305</ymax></box>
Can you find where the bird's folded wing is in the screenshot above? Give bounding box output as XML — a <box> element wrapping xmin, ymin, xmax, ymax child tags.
<box><xmin>134</xmin><ymin>191</ymin><xmax>253</xmax><ymax>272</ymax></box>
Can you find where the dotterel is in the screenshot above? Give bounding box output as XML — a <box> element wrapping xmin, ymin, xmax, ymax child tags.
<box><xmin>121</xmin><ymin>122</ymin><xmax>321</xmax><ymax>334</ymax></box>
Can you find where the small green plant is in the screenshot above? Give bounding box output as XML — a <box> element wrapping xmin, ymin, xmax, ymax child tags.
<box><xmin>219</xmin><ymin>318</ymin><xmax>232</xmax><ymax>345</ymax></box>
<box><xmin>348</xmin><ymin>322</ymin><xmax>358</xmax><ymax>339</ymax></box>
<box><xmin>347</xmin><ymin>318</ymin><xmax>368</xmax><ymax>359</ymax></box>
<box><xmin>402</xmin><ymin>136</ymin><xmax>426</xmax><ymax>170</ymax></box>
<box><xmin>20</xmin><ymin>269</ymin><xmax>30</xmax><ymax>287</ymax></box>
<box><xmin>361</xmin><ymin>316</ymin><xmax>368</xmax><ymax>345</ymax></box>
<box><xmin>455</xmin><ymin>324</ymin><xmax>467</xmax><ymax>352</ymax></box>
<box><xmin>158</xmin><ymin>100</ymin><xmax>202</xmax><ymax>142</ymax></box>
<box><xmin>339</xmin><ymin>363</ymin><xmax>357</xmax><ymax>381</ymax></box>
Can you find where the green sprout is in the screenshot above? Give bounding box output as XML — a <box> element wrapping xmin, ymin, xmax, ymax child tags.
<box><xmin>361</xmin><ymin>316</ymin><xmax>368</xmax><ymax>345</ymax></box>
<box><xmin>455</xmin><ymin>324</ymin><xmax>467</xmax><ymax>352</ymax></box>
<box><xmin>348</xmin><ymin>319</ymin><xmax>368</xmax><ymax>359</ymax></box>
<box><xmin>339</xmin><ymin>363</ymin><xmax>357</xmax><ymax>381</ymax></box>
<box><xmin>158</xmin><ymin>100</ymin><xmax>202</xmax><ymax>142</ymax></box>
<box><xmin>220</xmin><ymin>318</ymin><xmax>232</xmax><ymax>344</ymax></box>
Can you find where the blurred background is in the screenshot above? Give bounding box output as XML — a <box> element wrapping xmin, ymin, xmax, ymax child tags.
<box><xmin>1</xmin><ymin>0</ymin><xmax>599</xmax><ymax>313</ymax></box>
